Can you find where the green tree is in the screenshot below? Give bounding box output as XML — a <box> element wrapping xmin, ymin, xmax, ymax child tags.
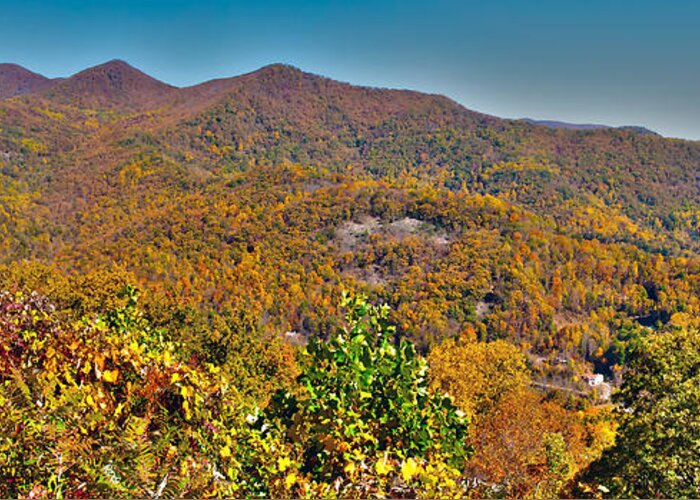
<box><xmin>581</xmin><ymin>328</ymin><xmax>700</xmax><ymax>498</ymax></box>
<box><xmin>261</xmin><ymin>292</ymin><xmax>472</xmax><ymax>497</ymax></box>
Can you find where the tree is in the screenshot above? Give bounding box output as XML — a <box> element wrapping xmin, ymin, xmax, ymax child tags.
<box><xmin>261</xmin><ymin>292</ymin><xmax>472</xmax><ymax>497</ymax></box>
<box><xmin>466</xmin><ymin>387</ymin><xmax>579</xmax><ymax>498</ymax></box>
<box><xmin>580</xmin><ymin>328</ymin><xmax>700</xmax><ymax>498</ymax></box>
<box><xmin>427</xmin><ymin>329</ymin><xmax>531</xmax><ymax>420</ymax></box>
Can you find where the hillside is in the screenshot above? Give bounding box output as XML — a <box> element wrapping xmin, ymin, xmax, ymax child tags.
<box><xmin>2</xmin><ymin>60</ymin><xmax>700</xmax><ymax>348</ymax></box>
<box><xmin>0</xmin><ymin>63</ymin><xmax>57</xmax><ymax>98</ymax></box>
<box><xmin>2</xmin><ymin>59</ymin><xmax>700</xmax><ymax>497</ymax></box>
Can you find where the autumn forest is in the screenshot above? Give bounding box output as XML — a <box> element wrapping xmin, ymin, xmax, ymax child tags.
<box><xmin>1</xmin><ymin>60</ymin><xmax>699</xmax><ymax>498</ymax></box>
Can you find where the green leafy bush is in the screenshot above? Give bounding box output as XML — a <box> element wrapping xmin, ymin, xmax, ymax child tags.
<box><xmin>260</xmin><ymin>292</ymin><xmax>471</xmax><ymax>497</ymax></box>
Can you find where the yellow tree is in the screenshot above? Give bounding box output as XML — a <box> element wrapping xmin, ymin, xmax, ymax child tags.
<box><xmin>428</xmin><ymin>329</ymin><xmax>531</xmax><ymax>420</ymax></box>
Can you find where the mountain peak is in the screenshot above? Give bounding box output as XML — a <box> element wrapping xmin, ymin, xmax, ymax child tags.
<box><xmin>44</xmin><ymin>59</ymin><xmax>176</xmax><ymax>110</ymax></box>
<box><xmin>85</xmin><ymin>59</ymin><xmax>139</xmax><ymax>74</ymax></box>
<box><xmin>521</xmin><ymin>118</ymin><xmax>611</xmax><ymax>131</ymax></box>
<box><xmin>239</xmin><ymin>63</ymin><xmax>312</xmax><ymax>84</ymax></box>
<box><xmin>100</xmin><ymin>58</ymin><xmax>132</xmax><ymax>67</ymax></box>
<box><xmin>522</xmin><ymin>118</ymin><xmax>660</xmax><ymax>136</ymax></box>
<box><xmin>0</xmin><ymin>63</ymin><xmax>54</xmax><ymax>99</ymax></box>
<box><xmin>256</xmin><ymin>63</ymin><xmax>305</xmax><ymax>74</ymax></box>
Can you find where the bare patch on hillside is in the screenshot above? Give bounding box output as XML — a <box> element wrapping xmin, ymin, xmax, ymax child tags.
<box><xmin>336</xmin><ymin>215</ymin><xmax>381</xmax><ymax>251</ymax></box>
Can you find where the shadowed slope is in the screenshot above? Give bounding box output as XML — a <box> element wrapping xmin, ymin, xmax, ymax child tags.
<box><xmin>0</xmin><ymin>63</ymin><xmax>57</xmax><ymax>99</ymax></box>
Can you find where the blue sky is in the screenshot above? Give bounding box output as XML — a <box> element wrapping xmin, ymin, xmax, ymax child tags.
<box><xmin>1</xmin><ymin>0</ymin><xmax>699</xmax><ymax>140</ymax></box>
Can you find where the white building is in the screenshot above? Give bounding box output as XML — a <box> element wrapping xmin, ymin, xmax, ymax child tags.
<box><xmin>582</xmin><ymin>373</ymin><xmax>604</xmax><ymax>386</ymax></box>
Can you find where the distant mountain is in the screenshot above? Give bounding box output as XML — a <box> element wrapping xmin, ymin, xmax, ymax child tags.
<box><xmin>0</xmin><ymin>60</ymin><xmax>692</xmax><ymax>230</ymax></box>
<box><xmin>0</xmin><ymin>63</ymin><xmax>57</xmax><ymax>98</ymax></box>
<box><xmin>0</xmin><ymin>60</ymin><xmax>662</xmax><ymax>138</ymax></box>
<box><xmin>521</xmin><ymin>118</ymin><xmax>611</xmax><ymax>130</ymax></box>
<box><xmin>522</xmin><ymin>118</ymin><xmax>659</xmax><ymax>136</ymax></box>
<box><xmin>174</xmin><ymin>63</ymin><xmax>487</xmax><ymax>139</ymax></box>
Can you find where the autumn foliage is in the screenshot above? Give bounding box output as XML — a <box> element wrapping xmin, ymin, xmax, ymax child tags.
<box><xmin>2</xmin><ymin>61</ymin><xmax>700</xmax><ymax>497</ymax></box>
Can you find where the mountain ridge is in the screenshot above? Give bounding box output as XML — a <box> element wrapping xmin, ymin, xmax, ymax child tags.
<box><xmin>0</xmin><ymin>60</ymin><xmax>664</xmax><ymax>138</ymax></box>
<box><xmin>0</xmin><ymin>63</ymin><xmax>58</xmax><ymax>98</ymax></box>
<box><xmin>521</xmin><ymin>118</ymin><xmax>660</xmax><ymax>136</ymax></box>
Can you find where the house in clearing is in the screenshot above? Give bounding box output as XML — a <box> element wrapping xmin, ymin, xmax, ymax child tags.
<box><xmin>582</xmin><ymin>373</ymin><xmax>604</xmax><ymax>386</ymax></box>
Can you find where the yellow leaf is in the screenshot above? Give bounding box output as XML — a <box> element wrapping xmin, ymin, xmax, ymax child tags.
<box><xmin>102</xmin><ymin>369</ymin><xmax>119</xmax><ymax>383</ymax></box>
<box><xmin>94</xmin><ymin>353</ymin><xmax>105</xmax><ymax>371</ymax></box>
<box><xmin>344</xmin><ymin>462</ymin><xmax>356</xmax><ymax>475</ymax></box>
<box><xmin>114</xmin><ymin>402</ymin><xmax>125</xmax><ymax>417</ymax></box>
<box><xmin>285</xmin><ymin>473</ymin><xmax>297</xmax><ymax>489</ymax></box>
<box><xmin>375</xmin><ymin>458</ymin><xmax>392</xmax><ymax>475</ymax></box>
<box><xmin>180</xmin><ymin>385</ymin><xmax>192</xmax><ymax>398</ymax></box>
<box><xmin>401</xmin><ymin>458</ymin><xmax>419</xmax><ymax>483</ymax></box>
<box><xmin>171</xmin><ymin>373</ymin><xmax>182</xmax><ymax>384</ymax></box>
<box><xmin>220</xmin><ymin>446</ymin><xmax>232</xmax><ymax>459</ymax></box>
<box><xmin>278</xmin><ymin>456</ymin><xmax>292</xmax><ymax>472</ymax></box>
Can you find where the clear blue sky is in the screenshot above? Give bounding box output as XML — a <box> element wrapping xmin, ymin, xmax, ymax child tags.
<box><xmin>1</xmin><ymin>0</ymin><xmax>699</xmax><ymax>140</ymax></box>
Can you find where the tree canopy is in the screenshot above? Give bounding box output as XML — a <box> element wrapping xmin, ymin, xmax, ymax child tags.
<box><xmin>579</xmin><ymin>327</ymin><xmax>700</xmax><ymax>498</ymax></box>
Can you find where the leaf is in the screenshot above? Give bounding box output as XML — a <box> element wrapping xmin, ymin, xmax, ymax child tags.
<box><xmin>94</xmin><ymin>352</ymin><xmax>106</xmax><ymax>371</ymax></box>
<box><xmin>375</xmin><ymin>458</ymin><xmax>392</xmax><ymax>475</ymax></box>
<box><xmin>401</xmin><ymin>458</ymin><xmax>419</xmax><ymax>483</ymax></box>
<box><xmin>344</xmin><ymin>462</ymin><xmax>356</xmax><ymax>475</ymax></box>
<box><xmin>114</xmin><ymin>402</ymin><xmax>125</xmax><ymax>416</ymax></box>
<box><xmin>285</xmin><ymin>472</ymin><xmax>297</xmax><ymax>489</ymax></box>
<box><xmin>102</xmin><ymin>369</ymin><xmax>119</xmax><ymax>383</ymax></box>
<box><xmin>278</xmin><ymin>456</ymin><xmax>292</xmax><ymax>472</ymax></box>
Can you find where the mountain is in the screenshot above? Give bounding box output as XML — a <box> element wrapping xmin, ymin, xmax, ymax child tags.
<box><xmin>1</xmin><ymin>59</ymin><xmax>700</xmax><ymax>362</ymax></box>
<box><xmin>521</xmin><ymin>118</ymin><xmax>611</xmax><ymax>130</ymax></box>
<box><xmin>41</xmin><ymin>59</ymin><xmax>177</xmax><ymax>109</ymax></box>
<box><xmin>617</xmin><ymin>125</ymin><xmax>659</xmax><ymax>135</ymax></box>
<box><xmin>521</xmin><ymin>118</ymin><xmax>660</xmax><ymax>136</ymax></box>
<box><xmin>0</xmin><ymin>63</ymin><xmax>56</xmax><ymax>98</ymax></box>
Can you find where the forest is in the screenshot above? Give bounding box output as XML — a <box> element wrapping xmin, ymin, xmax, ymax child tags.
<box><xmin>1</xmin><ymin>60</ymin><xmax>699</xmax><ymax>497</ymax></box>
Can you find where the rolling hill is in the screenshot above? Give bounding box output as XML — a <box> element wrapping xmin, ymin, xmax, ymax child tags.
<box><xmin>1</xmin><ymin>59</ymin><xmax>700</xmax><ymax>358</ymax></box>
